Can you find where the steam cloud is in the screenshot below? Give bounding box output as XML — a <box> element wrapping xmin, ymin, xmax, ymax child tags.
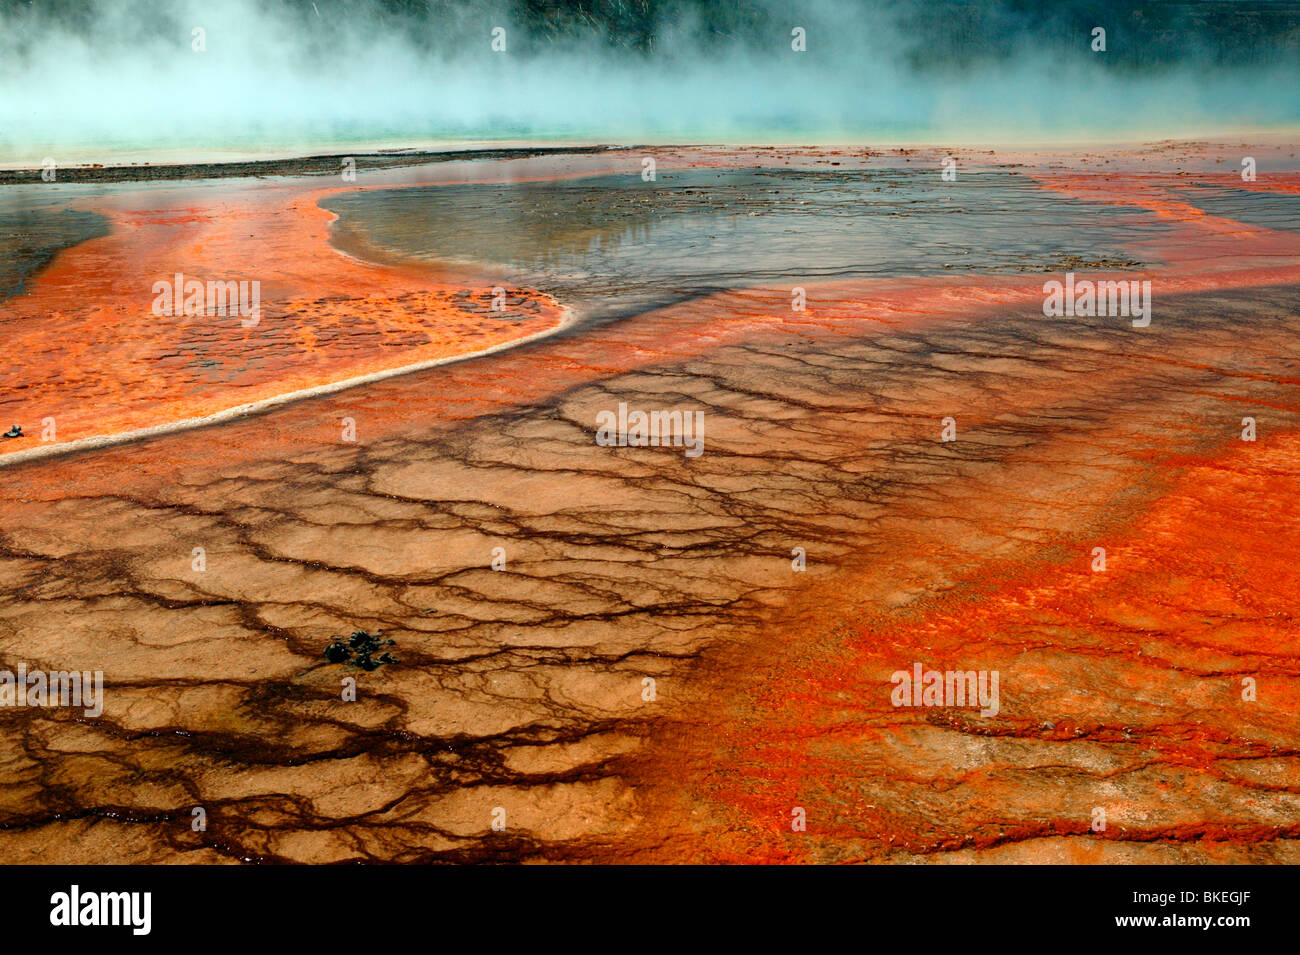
<box><xmin>1</xmin><ymin>0</ymin><xmax>1296</xmax><ymax>161</ymax></box>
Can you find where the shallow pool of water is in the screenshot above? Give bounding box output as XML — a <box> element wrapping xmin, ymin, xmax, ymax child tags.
<box><xmin>324</xmin><ymin>168</ymin><xmax>1167</xmax><ymax>321</ymax></box>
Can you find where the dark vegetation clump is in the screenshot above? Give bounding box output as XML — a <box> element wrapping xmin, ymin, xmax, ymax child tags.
<box><xmin>323</xmin><ymin>631</ymin><xmax>399</xmax><ymax>670</ymax></box>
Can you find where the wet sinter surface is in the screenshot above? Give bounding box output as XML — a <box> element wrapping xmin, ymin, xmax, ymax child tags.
<box><xmin>0</xmin><ymin>144</ymin><xmax>1297</xmax><ymax>862</ymax></box>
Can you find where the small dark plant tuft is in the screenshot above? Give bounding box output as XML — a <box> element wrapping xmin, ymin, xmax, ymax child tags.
<box><xmin>324</xmin><ymin>630</ymin><xmax>398</xmax><ymax>670</ymax></box>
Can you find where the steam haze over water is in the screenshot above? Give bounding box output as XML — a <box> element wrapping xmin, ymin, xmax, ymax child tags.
<box><xmin>1</xmin><ymin>0</ymin><xmax>1298</xmax><ymax>162</ymax></box>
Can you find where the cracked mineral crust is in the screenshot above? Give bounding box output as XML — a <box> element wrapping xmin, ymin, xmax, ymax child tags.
<box><xmin>1</xmin><ymin>144</ymin><xmax>1298</xmax><ymax>863</ymax></box>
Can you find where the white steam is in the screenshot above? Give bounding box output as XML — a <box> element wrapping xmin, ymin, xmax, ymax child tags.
<box><xmin>1</xmin><ymin>0</ymin><xmax>1295</xmax><ymax>163</ymax></box>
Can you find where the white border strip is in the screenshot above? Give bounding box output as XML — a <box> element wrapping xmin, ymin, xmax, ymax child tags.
<box><xmin>0</xmin><ymin>305</ymin><xmax>575</xmax><ymax>469</ymax></box>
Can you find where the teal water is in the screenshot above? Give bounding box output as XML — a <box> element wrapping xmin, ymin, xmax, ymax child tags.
<box><xmin>324</xmin><ymin>168</ymin><xmax>1165</xmax><ymax>322</ymax></box>
<box><xmin>0</xmin><ymin>203</ymin><xmax>109</xmax><ymax>299</ymax></box>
